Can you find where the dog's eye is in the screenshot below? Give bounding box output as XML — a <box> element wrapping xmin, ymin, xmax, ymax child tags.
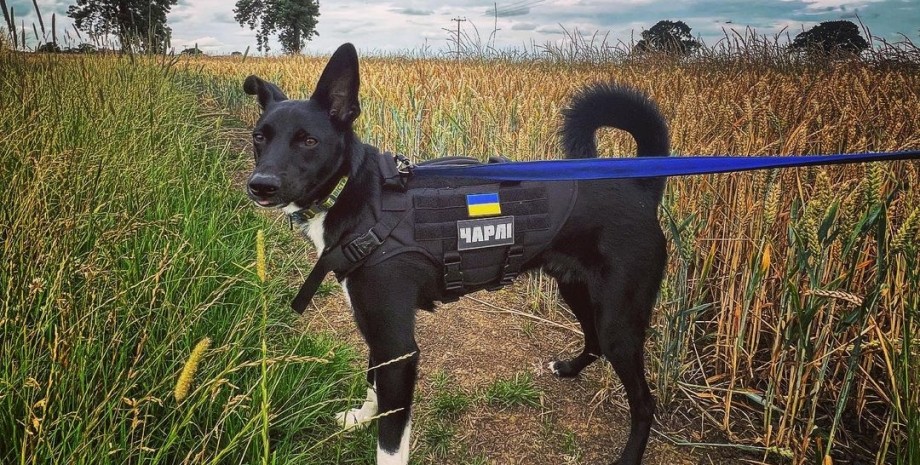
<box><xmin>252</xmin><ymin>132</ymin><xmax>265</xmax><ymax>143</ymax></box>
<box><xmin>303</xmin><ymin>137</ymin><xmax>318</xmax><ymax>147</ymax></box>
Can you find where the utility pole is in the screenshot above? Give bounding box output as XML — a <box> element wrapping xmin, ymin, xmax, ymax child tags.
<box><xmin>451</xmin><ymin>16</ymin><xmax>466</xmax><ymax>60</ymax></box>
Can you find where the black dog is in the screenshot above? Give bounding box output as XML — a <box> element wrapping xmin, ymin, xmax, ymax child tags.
<box><xmin>244</xmin><ymin>43</ymin><xmax>669</xmax><ymax>465</ymax></box>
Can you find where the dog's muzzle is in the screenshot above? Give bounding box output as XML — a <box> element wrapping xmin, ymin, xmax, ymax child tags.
<box><xmin>248</xmin><ymin>173</ymin><xmax>282</xmax><ymax>206</ymax></box>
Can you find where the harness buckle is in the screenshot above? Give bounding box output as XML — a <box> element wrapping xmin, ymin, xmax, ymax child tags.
<box><xmin>381</xmin><ymin>153</ymin><xmax>412</xmax><ymax>192</ymax></box>
<box><xmin>343</xmin><ymin>228</ymin><xmax>382</xmax><ymax>263</ymax></box>
<box><xmin>499</xmin><ymin>244</ymin><xmax>525</xmax><ymax>286</ymax></box>
<box><xmin>394</xmin><ymin>153</ymin><xmax>413</xmax><ymax>174</ymax></box>
<box><xmin>443</xmin><ymin>251</ymin><xmax>464</xmax><ymax>292</ymax></box>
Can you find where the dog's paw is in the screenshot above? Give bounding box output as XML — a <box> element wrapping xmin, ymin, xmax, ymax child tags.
<box><xmin>335</xmin><ymin>403</ymin><xmax>378</xmax><ymax>431</ymax></box>
<box><xmin>548</xmin><ymin>360</ymin><xmax>579</xmax><ymax>378</ymax></box>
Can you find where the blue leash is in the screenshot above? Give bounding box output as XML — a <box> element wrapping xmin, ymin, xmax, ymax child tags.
<box><xmin>411</xmin><ymin>150</ymin><xmax>920</xmax><ymax>181</ymax></box>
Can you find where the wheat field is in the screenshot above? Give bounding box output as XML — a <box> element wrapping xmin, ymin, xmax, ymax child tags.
<box><xmin>183</xmin><ymin>52</ymin><xmax>920</xmax><ymax>463</ymax></box>
<box><xmin>2</xmin><ymin>35</ymin><xmax>918</xmax><ymax>464</ymax></box>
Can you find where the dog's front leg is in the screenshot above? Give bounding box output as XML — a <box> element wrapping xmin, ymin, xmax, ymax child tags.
<box><xmin>347</xmin><ymin>268</ymin><xmax>422</xmax><ymax>465</ymax></box>
<box><xmin>336</xmin><ymin>356</ymin><xmax>379</xmax><ymax>430</ymax></box>
<box><xmin>373</xmin><ymin>351</ymin><xmax>418</xmax><ymax>464</ymax></box>
<box><xmin>336</xmin><ymin>384</ymin><xmax>379</xmax><ymax>430</ymax></box>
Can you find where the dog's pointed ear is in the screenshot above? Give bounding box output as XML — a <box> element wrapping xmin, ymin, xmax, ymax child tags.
<box><xmin>311</xmin><ymin>43</ymin><xmax>361</xmax><ymax>127</ymax></box>
<box><xmin>243</xmin><ymin>75</ymin><xmax>288</xmax><ymax>110</ymax></box>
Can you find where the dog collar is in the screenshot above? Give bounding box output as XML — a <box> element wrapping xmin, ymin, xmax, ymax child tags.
<box><xmin>288</xmin><ymin>177</ymin><xmax>348</xmax><ymax>228</ymax></box>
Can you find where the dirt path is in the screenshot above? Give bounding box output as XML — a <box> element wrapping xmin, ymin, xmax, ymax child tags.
<box><xmin>302</xmin><ymin>279</ymin><xmax>751</xmax><ymax>465</ymax></box>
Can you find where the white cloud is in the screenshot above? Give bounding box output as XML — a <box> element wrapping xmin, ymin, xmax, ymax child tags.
<box><xmin>535</xmin><ymin>24</ymin><xmax>566</xmax><ymax>35</ymax></box>
<box><xmin>391</xmin><ymin>7</ymin><xmax>435</xmax><ymax>16</ymax></box>
<box><xmin>799</xmin><ymin>0</ymin><xmax>881</xmax><ymax>10</ymax></box>
<box><xmin>512</xmin><ymin>22</ymin><xmax>540</xmax><ymax>31</ymax></box>
<box><xmin>7</xmin><ymin>0</ymin><xmax>918</xmax><ymax>54</ymax></box>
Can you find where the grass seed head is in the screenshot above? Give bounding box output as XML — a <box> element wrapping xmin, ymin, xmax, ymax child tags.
<box><xmin>256</xmin><ymin>229</ymin><xmax>266</xmax><ymax>282</ymax></box>
<box><xmin>174</xmin><ymin>337</ymin><xmax>212</xmax><ymax>402</ymax></box>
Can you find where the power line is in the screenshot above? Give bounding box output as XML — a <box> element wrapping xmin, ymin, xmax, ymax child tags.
<box><xmin>488</xmin><ymin>0</ymin><xmax>544</xmax><ymax>17</ymax></box>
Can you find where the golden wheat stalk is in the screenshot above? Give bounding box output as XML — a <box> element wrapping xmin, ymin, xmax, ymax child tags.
<box><xmin>805</xmin><ymin>289</ymin><xmax>864</xmax><ymax>306</ymax></box>
<box><xmin>760</xmin><ymin>242</ymin><xmax>772</xmax><ymax>274</ymax></box>
<box><xmin>174</xmin><ymin>337</ymin><xmax>212</xmax><ymax>402</ymax></box>
<box><xmin>892</xmin><ymin>205</ymin><xmax>919</xmax><ymax>251</ymax></box>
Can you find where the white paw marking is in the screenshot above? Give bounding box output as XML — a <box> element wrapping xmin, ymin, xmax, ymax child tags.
<box><xmin>336</xmin><ymin>387</ymin><xmax>377</xmax><ymax>431</ymax></box>
<box><xmin>377</xmin><ymin>419</ymin><xmax>411</xmax><ymax>465</ymax></box>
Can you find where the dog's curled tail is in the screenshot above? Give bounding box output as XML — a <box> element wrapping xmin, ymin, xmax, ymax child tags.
<box><xmin>561</xmin><ymin>83</ymin><xmax>670</xmax><ymax>159</ymax></box>
<box><xmin>561</xmin><ymin>83</ymin><xmax>670</xmax><ymax>196</ymax></box>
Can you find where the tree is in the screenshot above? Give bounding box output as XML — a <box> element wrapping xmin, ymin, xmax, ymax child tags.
<box><xmin>234</xmin><ymin>0</ymin><xmax>319</xmax><ymax>54</ymax></box>
<box><xmin>790</xmin><ymin>20</ymin><xmax>869</xmax><ymax>56</ymax></box>
<box><xmin>67</xmin><ymin>0</ymin><xmax>177</xmax><ymax>54</ymax></box>
<box><xmin>634</xmin><ymin>20</ymin><xmax>701</xmax><ymax>56</ymax></box>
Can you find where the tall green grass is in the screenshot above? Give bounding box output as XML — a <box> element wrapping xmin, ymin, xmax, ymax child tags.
<box><xmin>0</xmin><ymin>51</ymin><xmax>363</xmax><ymax>463</ymax></box>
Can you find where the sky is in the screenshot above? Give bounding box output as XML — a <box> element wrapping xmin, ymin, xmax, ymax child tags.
<box><xmin>10</xmin><ymin>0</ymin><xmax>920</xmax><ymax>55</ymax></box>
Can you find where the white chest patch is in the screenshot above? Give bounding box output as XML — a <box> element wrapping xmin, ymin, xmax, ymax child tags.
<box><xmin>281</xmin><ymin>203</ymin><xmax>303</xmax><ymax>215</ymax></box>
<box><xmin>299</xmin><ymin>211</ymin><xmax>354</xmax><ymax>310</ymax></box>
<box><xmin>305</xmin><ymin>212</ymin><xmax>327</xmax><ymax>256</ymax></box>
<box><xmin>285</xmin><ymin>207</ymin><xmax>356</xmax><ymax>312</ymax></box>
<box><xmin>341</xmin><ymin>278</ymin><xmax>353</xmax><ymax>310</ymax></box>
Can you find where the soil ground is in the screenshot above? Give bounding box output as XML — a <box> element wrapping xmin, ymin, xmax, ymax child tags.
<box><xmin>301</xmin><ymin>278</ymin><xmax>769</xmax><ymax>465</ymax></box>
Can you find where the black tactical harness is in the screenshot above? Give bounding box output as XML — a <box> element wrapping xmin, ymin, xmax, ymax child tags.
<box><xmin>290</xmin><ymin>152</ymin><xmax>577</xmax><ymax>314</ymax></box>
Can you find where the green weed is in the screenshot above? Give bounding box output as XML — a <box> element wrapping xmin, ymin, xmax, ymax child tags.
<box><xmin>483</xmin><ymin>372</ymin><xmax>541</xmax><ymax>409</ymax></box>
<box><xmin>428</xmin><ymin>371</ymin><xmax>472</xmax><ymax>419</ymax></box>
<box><xmin>420</xmin><ymin>420</ymin><xmax>455</xmax><ymax>458</ymax></box>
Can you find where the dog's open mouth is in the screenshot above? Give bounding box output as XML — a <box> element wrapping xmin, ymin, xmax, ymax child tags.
<box><xmin>250</xmin><ymin>198</ymin><xmax>285</xmax><ymax>208</ymax></box>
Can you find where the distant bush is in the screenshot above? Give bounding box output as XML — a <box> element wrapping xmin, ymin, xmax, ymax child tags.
<box><xmin>66</xmin><ymin>43</ymin><xmax>98</xmax><ymax>54</ymax></box>
<box><xmin>36</xmin><ymin>41</ymin><xmax>61</xmax><ymax>53</ymax></box>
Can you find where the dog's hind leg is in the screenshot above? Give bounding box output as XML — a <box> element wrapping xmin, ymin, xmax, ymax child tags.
<box><xmin>549</xmin><ymin>280</ymin><xmax>600</xmax><ymax>378</ymax></box>
<box><xmin>595</xmin><ymin>277</ymin><xmax>657</xmax><ymax>465</ymax></box>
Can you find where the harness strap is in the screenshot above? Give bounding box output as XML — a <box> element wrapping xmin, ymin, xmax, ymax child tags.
<box><xmin>499</xmin><ymin>244</ymin><xmax>525</xmax><ymax>286</ymax></box>
<box><xmin>291</xmin><ymin>153</ymin><xmax>411</xmax><ymax>314</ymax></box>
<box><xmin>443</xmin><ymin>251</ymin><xmax>463</xmax><ymax>292</ymax></box>
<box><xmin>291</xmin><ymin>210</ymin><xmax>408</xmax><ymax>313</ymax></box>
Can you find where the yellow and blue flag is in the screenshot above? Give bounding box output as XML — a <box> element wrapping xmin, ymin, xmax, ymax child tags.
<box><xmin>466</xmin><ymin>193</ymin><xmax>501</xmax><ymax>217</ymax></box>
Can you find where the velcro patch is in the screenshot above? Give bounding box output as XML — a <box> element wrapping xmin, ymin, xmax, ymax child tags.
<box><xmin>466</xmin><ymin>193</ymin><xmax>501</xmax><ymax>217</ymax></box>
<box><xmin>457</xmin><ymin>216</ymin><xmax>515</xmax><ymax>251</ymax></box>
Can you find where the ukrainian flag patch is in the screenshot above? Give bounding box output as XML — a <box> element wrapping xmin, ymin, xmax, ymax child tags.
<box><xmin>466</xmin><ymin>193</ymin><xmax>501</xmax><ymax>217</ymax></box>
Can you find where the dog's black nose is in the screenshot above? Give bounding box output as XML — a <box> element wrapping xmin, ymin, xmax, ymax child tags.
<box><xmin>248</xmin><ymin>173</ymin><xmax>281</xmax><ymax>199</ymax></box>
